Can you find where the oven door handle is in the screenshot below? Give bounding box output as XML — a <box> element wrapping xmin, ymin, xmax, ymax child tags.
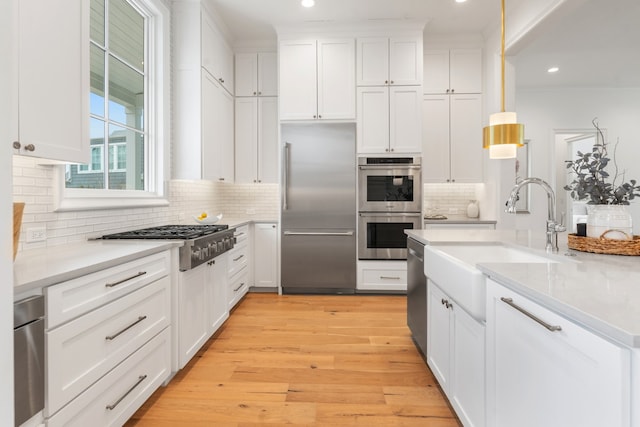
<box><xmin>359</xmin><ymin>212</ymin><xmax>421</xmax><ymax>218</ymax></box>
<box><xmin>358</xmin><ymin>165</ymin><xmax>421</xmax><ymax>171</ymax></box>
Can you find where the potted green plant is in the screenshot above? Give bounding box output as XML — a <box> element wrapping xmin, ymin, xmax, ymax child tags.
<box><xmin>564</xmin><ymin>119</ymin><xmax>640</xmax><ymax>239</ymax></box>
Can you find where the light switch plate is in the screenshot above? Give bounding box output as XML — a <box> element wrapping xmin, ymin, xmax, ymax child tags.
<box><xmin>26</xmin><ymin>227</ymin><xmax>47</xmax><ymax>242</ymax></box>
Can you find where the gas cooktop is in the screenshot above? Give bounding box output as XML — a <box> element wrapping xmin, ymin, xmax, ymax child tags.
<box><xmin>101</xmin><ymin>224</ymin><xmax>229</xmax><ymax>240</ymax></box>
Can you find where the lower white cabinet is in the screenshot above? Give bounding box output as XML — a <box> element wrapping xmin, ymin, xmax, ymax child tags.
<box><xmin>47</xmin><ymin>328</ymin><xmax>171</xmax><ymax>427</ymax></box>
<box><xmin>357</xmin><ymin>260</ymin><xmax>407</xmax><ymax>292</ymax></box>
<box><xmin>178</xmin><ymin>255</ymin><xmax>229</xmax><ymax>369</ymax></box>
<box><xmin>486</xmin><ymin>278</ymin><xmax>631</xmax><ymax>427</ymax></box>
<box><xmin>227</xmin><ymin>225</ymin><xmax>251</xmax><ymax>309</ymax></box>
<box><xmin>427</xmin><ymin>279</ymin><xmax>485</xmax><ymax>427</ymax></box>
<box><xmin>253</xmin><ymin>222</ymin><xmax>278</xmax><ymax>288</ymax></box>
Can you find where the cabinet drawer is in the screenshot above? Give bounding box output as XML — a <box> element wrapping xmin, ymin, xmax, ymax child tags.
<box><xmin>47</xmin><ymin>328</ymin><xmax>171</xmax><ymax>427</ymax></box>
<box><xmin>228</xmin><ymin>268</ymin><xmax>249</xmax><ymax>309</ymax></box>
<box><xmin>46</xmin><ymin>277</ymin><xmax>170</xmax><ymax>416</ymax></box>
<box><xmin>227</xmin><ymin>241</ymin><xmax>249</xmax><ymax>277</ymax></box>
<box><xmin>358</xmin><ymin>263</ymin><xmax>407</xmax><ymax>291</ymax></box>
<box><xmin>234</xmin><ymin>225</ymin><xmax>250</xmax><ymax>245</ymax></box>
<box><xmin>46</xmin><ymin>251</ymin><xmax>171</xmax><ymax>329</ymax></box>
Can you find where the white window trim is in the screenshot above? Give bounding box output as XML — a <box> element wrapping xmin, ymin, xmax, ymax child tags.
<box><xmin>54</xmin><ymin>0</ymin><xmax>170</xmax><ymax>212</ymax></box>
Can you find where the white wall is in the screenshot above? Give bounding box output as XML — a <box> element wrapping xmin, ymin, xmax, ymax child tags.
<box><xmin>516</xmin><ymin>87</ymin><xmax>640</xmax><ymax>234</ymax></box>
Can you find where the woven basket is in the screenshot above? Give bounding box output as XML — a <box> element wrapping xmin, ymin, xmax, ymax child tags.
<box><xmin>13</xmin><ymin>202</ymin><xmax>25</xmax><ymax>260</ymax></box>
<box><xmin>567</xmin><ymin>231</ymin><xmax>640</xmax><ymax>256</ymax></box>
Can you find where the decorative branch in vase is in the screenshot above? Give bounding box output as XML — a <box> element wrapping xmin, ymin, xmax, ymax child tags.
<box><xmin>564</xmin><ymin>118</ymin><xmax>640</xmax><ymax>239</ymax></box>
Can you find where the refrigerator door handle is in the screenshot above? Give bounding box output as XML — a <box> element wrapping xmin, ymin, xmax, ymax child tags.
<box><xmin>283</xmin><ymin>231</ymin><xmax>355</xmax><ymax>237</ymax></box>
<box><xmin>282</xmin><ymin>142</ymin><xmax>290</xmax><ymax>211</ymax></box>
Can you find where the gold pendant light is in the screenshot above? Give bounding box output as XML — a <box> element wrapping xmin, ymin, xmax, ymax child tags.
<box><xmin>483</xmin><ymin>0</ymin><xmax>524</xmax><ymax>159</ymax></box>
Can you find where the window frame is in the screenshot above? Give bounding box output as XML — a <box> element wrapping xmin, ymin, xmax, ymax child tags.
<box><xmin>54</xmin><ymin>0</ymin><xmax>170</xmax><ymax>211</ymax></box>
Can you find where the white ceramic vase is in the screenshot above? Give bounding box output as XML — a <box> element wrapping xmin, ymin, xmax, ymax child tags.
<box><xmin>586</xmin><ymin>205</ymin><xmax>633</xmax><ymax>240</ymax></box>
<box><xmin>466</xmin><ymin>200</ymin><xmax>479</xmax><ymax>218</ymax></box>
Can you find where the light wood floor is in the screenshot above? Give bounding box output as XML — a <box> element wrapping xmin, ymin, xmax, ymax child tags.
<box><xmin>125</xmin><ymin>293</ymin><xmax>460</xmax><ymax>426</ymax></box>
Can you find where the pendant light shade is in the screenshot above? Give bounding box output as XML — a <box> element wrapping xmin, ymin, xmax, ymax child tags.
<box><xmin>483</xmin><ymin>0</ymin><xmax>524</xmax><ymax>159</ymax></box>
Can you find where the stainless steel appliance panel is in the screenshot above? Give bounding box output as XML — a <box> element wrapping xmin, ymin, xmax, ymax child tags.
<box><xmin>358</xmin><ymin>212</ymin><xmax>421</xmax><ymax>260</ymax></box>
<box><xmin>281</xmin><ymin>123</ymin><xmax>357</xmax><ymax>293</ymax></box>
<box><xmin>281</xmin><ymin>123</ymin><xmax>356</xmax><ymax>230</ymax></box>
<box><xmin>407</xmin><ymin>237</ymin><xmax>427</xmax><ymax>355</ymax></box>
<box><xmin>14</xmin><ymin>295</ymin><xmax>45</xmax><ymax>427</ymax></box>
<box><xmin>281</xmin><ymin>231</ymin><xmax>356</xmax><ymax>293</ymax></box>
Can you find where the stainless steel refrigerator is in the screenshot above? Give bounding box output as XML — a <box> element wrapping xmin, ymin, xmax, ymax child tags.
<box><xmin>281</xmin><ymin>123</ymin><xmax>356</xmax><ymax>294</ymax></box>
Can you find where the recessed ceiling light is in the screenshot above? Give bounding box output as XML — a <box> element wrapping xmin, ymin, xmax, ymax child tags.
<box><xmin>455</xmin><ymin>0</ymin><xmax>468</xmax><ymax>3</ymax></box>
<box><xmin>547</xmin><ymin>67</ymin><xmax>559</xmax><ymax>73</ymax></box>
<box><xmin>301</xmin><ymin>0</ymin><xmax>315</xmax><ymax>7</ymax></box>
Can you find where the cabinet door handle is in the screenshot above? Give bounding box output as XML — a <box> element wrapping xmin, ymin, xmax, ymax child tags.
<box><xmin>446</xmin><ymin>89</ymin><xmax>450</xmax><ymax>93</ymax></box>
<box><xmin>105</xmin><ymin>271</ymin><xmax>147</xmax><ymax>288</ymax></box>
<box><xmin>105</xmin><ymin>315</ymin><xmax>147</xmax><ymax>340</ymax></box>
<box><xmin>390</xmin><ymin>80</ymin><xmax>394</xmax><ymax>84</ymax></box>
<box><xmin>253</xmin><ymin>91</ymin><xmax>257</xmax><ymax>95</ymax></box>
<box><xmin>380</xmin><ymin>276</ymin><xmax>400</xmax><ymax>280</ymax></box>
<box><xmin>451</xmin><ymin>88</ymin><xmax>455</xmax><ymax>93</ymax></box>
<box><xmin>106</xmin><ymin>375</ymin><xmax>147</xmax><ymax>410</ymax></box>
<box><xmin>233</xmin><ymin>254</ymin><xmax>244</xmax><ymax>262</ymax></box>
<box><xmin>500</xmin><ymin>297</ymin><xmax>562</xmax><ymax>332</ymax></box>
<box><xmin>385</xmin><ymin>80</ymin><xmax>388</xmax><ymax>84</ymax></box>
<box><xmin>234</xmin><ymin>283</ymin><xmax>244</xmax><ymax>292</ymax></box>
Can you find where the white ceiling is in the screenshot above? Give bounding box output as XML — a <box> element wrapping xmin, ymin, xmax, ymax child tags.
<box><xmin>206</xmin><ymin>0</ymin><xmax>640</xmax><ymax>89</ymax></box>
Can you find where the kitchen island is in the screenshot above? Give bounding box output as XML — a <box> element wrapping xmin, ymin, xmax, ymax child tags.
<box><xmin>406</xmin><ymin>228</ymin><xmax>640</xmax><ymax>427</ymax></box>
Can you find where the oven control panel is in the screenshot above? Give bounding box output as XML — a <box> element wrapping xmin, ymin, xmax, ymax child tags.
<box><xmin>179</xmin><ymin>228</ymin><xmax>235</xmax><ymax>271</ymax></box>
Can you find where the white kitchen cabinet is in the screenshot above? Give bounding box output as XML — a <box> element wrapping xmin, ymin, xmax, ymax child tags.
<box><xmin>202</xmin><ymin>70</ymin><xmax>234</xmax><ymax>183</ymax></box>
<box><xmin>235</xmin><ymin>52</ymin><xmax>277</xmax><ymax>97</ymax></box>
<box><xmin>356</xmin><ymin>37</ymin><xmax>423</xmax><ymax>86</ymax></box>
<box><xmin>422</xmin><ymin>93</ymin><xmax>482</xmax><ymax>183</ymax></box>
<box><xmin>486</xmin><ymin>278</ymin><xmax>631</xmax><ymax>427</ymax></box>
<box><xmin>427</xmin><ymin>279</ymin><xmax>485</xmax><ymax>427</ymax></box>
<box><xmin>235</xmin><ymin>97</ymin><xmax>278</xmax><ymax>184</ymax></box>
<box><xmin>227</xmin><ymin>225</ymin><xmax>251</xmax><ymax>309</ymax></box>
<box><xmin>173</xmin><ymin>1</ymin><xmax>234</xmax><ymax>181</ymax></box>
<box><xmin>253</xmin><ymin>223</ymin><xmax>278</xmax><ymax>289</ymax></box>
<box><xmin>44</xmin><ymin>250</ymin><xmax>172</xmax><ymax>423</ymax></box>
<box><xmin>12</xmin><ymin>0</ymin><xmax>89</xmax><ymax>163</ymax></box>
<box><xmin>279</xmin><ymin>38</ymin><xmax>355</xmax><ymax>120</ymax></box>
<box><xmin>423</xmin><ymin>49</ymin><xmax>482</xmax><ymax>94</ymax></box>
<box><xmin>357</xmin><ymin>260</ymin><xmax>407</xmax><ymax>292</ymax></box>
<box><xmin>178</xmin><ymin>253</ymin><xmax>230</xmax><ymax>369</ymax></box>
<box><xmin>357</xmin><ymin>86</ymin><xmax>422</xmax><ymax>154</ymax></box>
<box><xmin>202</xmin><ymin>12</ymin><xmax>234</xmax><ymax>95</ymax></box>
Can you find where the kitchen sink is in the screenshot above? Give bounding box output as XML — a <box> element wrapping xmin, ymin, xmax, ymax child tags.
<box><xmin>424</xmin><ymin>244</ymin><xmax>560</xmax><ymax>321</ymax></box>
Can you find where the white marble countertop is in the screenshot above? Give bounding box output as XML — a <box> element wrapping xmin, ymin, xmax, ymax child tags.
<box><xmin>13</xmin><ymin>240</ymin><xmax>181</xmax><ymax>294</ymax></box>
<box><xmin>406</xmin><ymin>229</ymin><xmax>640</xmax><ymax>348</ymax></box>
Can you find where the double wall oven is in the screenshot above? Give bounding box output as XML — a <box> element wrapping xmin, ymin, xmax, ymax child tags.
<box><xmin>358</xmin><ymin>157</ymin><xmax>422</xmax><ymax>260</ymax></box>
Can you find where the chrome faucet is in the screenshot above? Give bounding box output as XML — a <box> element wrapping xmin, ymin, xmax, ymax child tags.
<box><xmin>505</xmin><ymin>177</ymin><xmax>566</xmax><ymax>253</ymax></box>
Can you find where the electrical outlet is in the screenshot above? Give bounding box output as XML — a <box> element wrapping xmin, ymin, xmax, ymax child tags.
<box><xmin>448</xmin><ymin>208</ymin><xmax>458</xmax><ymax>214</ymax></box>
<box><xmin>26</xmin><ymin>227</ymin><xmax>47</xmax><ymax>242</ymax></box>
<box><xmin>246</xmin><ymin>208</ymin><xmax>256</xmax><ymax>215</ymax></box>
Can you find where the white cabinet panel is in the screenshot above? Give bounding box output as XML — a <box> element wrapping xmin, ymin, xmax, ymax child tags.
<box><xmin>357</xmin><ymin>260</ymin><xmax>407</xmax><ymax>292</ymax></box>
<box><xmin>357</xmin><ymin>86</ymin><xmax>389</xmax><ymax>153</ymax></box>
<box><xmin>356</xmin><ymin>37</ymin><xmax>389</xmax><ymax>86</ymax></box>
<box><xmin>253</xmin><ymin>223</ymin><xmax>278</xmax><ymax>288</ymax></box>
<box><xmin>177</xmin><ymin>265</ymin><xmax>209</xmax><ymax>368</ymax></box>
<box><xmin>202</xmin><ymin>71</ymin><xmax>234</xmax><ymax>183</ymax></box>
<box><xmin>235</xmin><ymin>52</ymin><xmax>277</xmax><ymax>97</ymax></box>
<box><xmin>202</xmin><ymin>13</ymin><xmax>233</xmax><ymax>94</ymax></box>
<box><xmin>389</xmin><ymin>37</ymin><xmax>422</xmax><ymax>85</ymax></box>
<box><xmin>427</xmin><ymin>280</ymin><xmax>451</xmax><ymax>389</ymax></box>
<box><xmin>235</xmin><ymin>97</ymin><xmax>278</xmax><ymax>184</ymax></box>
<box><xmin>486</xmin><ymin>279</ymin><xmax>631</xmax><ymax>427</ymax></box>
<box><xmin>423</xmin><ymin>94</ymin><xmax>482</xmax><ymax>183</ymax></box>
<box><xmin>424</xmin><ymin>49</ymin><xmax>481</xmax><ymax>94</ymax></box>
<box><xmin>258</xmin><ymin>52</ymin><xmax>278</xmax><ymax>97</ymax></box>
<box><xmin>14</xmin><ymin>0</ymin><xmax>89</xmax><ymax>162</ymax></box>
<box><xmin>209</xmin><ymin>255</ymin><xmax>229</xmax><ymax>334</ymax></box>
<box><xmin>389</xmin><ymin>86</ymin><xmax>422</xmax><ymax>153</ymax></box>
<box><xmin>279</xmin><ymin>40</ymin><xmax>318</xmax><ymax>120</ymax></box>
<box><xmin>317</xmin><ymin>38</ymin><xmax>356</xmax><ymax>120</ymax></box>
<box><xmin>46</xmin><ymin>277</ymin><xmax>170</xmax><ymax>416</ymax></box>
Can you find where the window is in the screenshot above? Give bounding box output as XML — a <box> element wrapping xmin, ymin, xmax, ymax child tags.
<box><xmin>57</xmin><ymin>0</ymin><xmax>169</xmax><ymax>210</ymax></box>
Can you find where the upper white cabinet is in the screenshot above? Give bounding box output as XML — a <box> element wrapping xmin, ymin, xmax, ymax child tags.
<box><xmin>357</xmin><ymin>86</ymin><xmax>422</xmax><ymax>154</ymax></box>
<box><xmin>357</xmin><ymin>37</ymin><xmax>423</xmax><ymax>86</ymax></box>
<box><xmin>235</xmin><ymin>52</ymin><xmax>277</xmax><ymax>97</ymax></box>
<box><xmin>486</xmin><ymin>278</ymin><xmax>631</xmax><ymax>427</ymax></box>
<box><xmin>202</xmin><ymin>13</ymin><xmax>234</xmax><ymax>95</ymax></box>
<box><xmin>173</xmin><ymin>1</ymin><xmax>234</xmax><ymax>181</ymax></box>
<box><xmin>279</xmin><ymin>38</ymin><xmax>356</xmax><ymax>120</ymax></box>
<box><xmin>12</xmin><ymin>0</ymin><xmax>89</xmax><ymax>163</ymax></box>
<box><xmin>423</xmin><ymin>49</ymin><xmax>482</xmax><ymax>94</ymax></box>
<box><xmin>235</xmin><ymin>96</ymin><xmax>278</xmax><ymax>184</ymax></box>
<box><xmin>422</xmin><ymin>93</ymin><xmax>483</xmax><ymax>182</ymax></box>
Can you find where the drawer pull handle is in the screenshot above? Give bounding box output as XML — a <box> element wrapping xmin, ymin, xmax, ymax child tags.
<box><xmin>500</xmin><ymin>297</ymin><xmax>562</xmax><ymax>332</ymax></box>
<box><xmin>380</xmin><ymin>276</ymin><xmax>400</xmax><ymax>280</ymax></box>
<box><xmin>234</xmin><ymin>283</ymin><xmax>244</xmax><ymax>292</ymax></box>
<box><xmin>106</xmin><ymin>374</ymin><xmax>148</xmax><ymax>410</ymax></box>
<box><xmin>233</xmin><ymin>254</ymin><xmax>244</xmax><ymax>262</ymax></box>
<box><xmin>235</xmin><ymin>232</ymin><xmax>245</xmax><ymax>237</ymax></box>
<box><xmin>105</xmin><ymin>271</ymin><xmax>147</xmax><ymax>288</ymax></box>
<box><xmin>106</xmin><ymin>316</ymin><xmax>147</xmax><ymax>341</ymax></box>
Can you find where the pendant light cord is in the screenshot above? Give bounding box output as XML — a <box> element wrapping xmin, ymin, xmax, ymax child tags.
<box><xmin>500</xmin><ymin>0</ymin><xmax>505</xmax><ymax>113</ymax></box>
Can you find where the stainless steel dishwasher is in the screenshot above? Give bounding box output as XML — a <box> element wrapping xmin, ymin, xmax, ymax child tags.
<box><xmin>407</xmin><ymin>237</ymin><xmax>427</xmax><ymax>355</ymax></box>
<box><xmin>14</xmin><ymin>295</ymin><xmax>45</xmax><ymax>427</ymax></box>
